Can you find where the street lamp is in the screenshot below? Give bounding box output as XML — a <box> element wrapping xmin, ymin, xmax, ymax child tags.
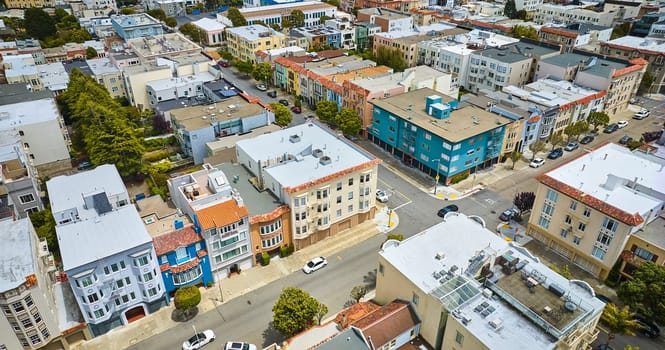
<box><xmin>433</xmin><ymin>159</ymin><xmax>441</xmax><ymax>194</ymax></box>
<box><xmin>192</xmin><ymin>325</ymin><xmax>198</xmax><ymax>339</ymax></box>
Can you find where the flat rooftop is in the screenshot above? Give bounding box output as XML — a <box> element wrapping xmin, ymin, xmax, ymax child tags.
<box><xmin>239</xmin><ymin>1</ymin><xmax>335</xmax><ymax>17</ymax></box>
<box><xmin>0</xmin><ymin>218</ymin><xmax>35</xmax><ymax>292</ymax></box>
<box><xmin>127</xmin><ymin>33</ymin><xmax>200</xmax><ymax>58</ymax></box>
<box><xmin>170</xmin><ymin>97</ymin><xmax>266</xmax><ymax>131</ymax></box>
<box><xmin>236</xmin><ymin>121</ymin><xmax>378</xmax><ymax>189</ymax></box>
<box><xmin>371</xmin><ymin>88</ymin><xmax>512</xmax><ymax>143</ymax></box>
<box><xmin>0</xmin><ymin>84</ymin><xmax>52</xmax><ymax>105</ymax></box>
<box><xmin>541</xmin><ymin>53</ymin><xmax>628</xmax><ymax>78</ymax></box>
<box><xmin>540</xmin><ymin>143</ymin><xmax>665</xmax><ymax>226</ymax></box>
<box><xmin>39</xmin><ymin>62</ymin><xmax>70</xmax><ymax>92</ymax></box>
<box><xmin>634</xmin><ymin>214</ymin><xmax>665</xmax><ymax>250</ymax></box>
<box><xmin>87</xmin><ymin>57</ymin><xmax>120</xmax><ymax>75</ymax></box>
<box><xmin>605</xmin><ymin>35</ymin><xmax>665</xmax><ymax>52</ymax></box>
<box><xmin>350</xmin><ymin>66</ymin><xmax>449</xmax><ymax>92</ymax></box>
<box><xmin>215</xmin><ymin>162</ymin><xmax>282</xmax><ymax>217</ymax></box>
<box><xmin>0</xmin><ymin>98</ymin><xmax>61</xmax><ymax>130</ymax></box>
<box><xmin>111</xmin><ymin>13</ymin><xmax>161</xmax><ymax>27</ymax></box>
<box><xmin>226</xmin><ymin>25</ymin><xmax>285</xmax><ymax>41</ymax></box>
<box><xmin>206</xmin><ymin>124</ymin><xmax>282</xmax><ymax>154</ymax></box>
<box><xmin>135</xmin><ymin>195</ymin><xmax>192</xmax><ymax>237</ymax></box>
<box><xmin>146</xmin><ymin>72</ymin><xmax>216</xmax><ymax>91</ymax></box>
<box><xmin>193</xmin><ymin>17</ymin><xmax>226</xmax><ymax>31</ymax></box>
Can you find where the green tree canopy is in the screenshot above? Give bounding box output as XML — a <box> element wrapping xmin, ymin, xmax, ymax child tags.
<box><xmin>504</xmin><ymin>0</ymin><xmax>517</xmax><ymax>19</ymax></box>
<box><xmin>315</xmin><ymin>100</ymin><xmax>338</xmax><ymax>124</ymax></box>
<box><xmin>147</xmin><ymin>9</ymin><xmax>167</xmax><ymax>22</ymax></box>
<box><xmin>24</xmin><ymin>8</ymin><xmax>56</xmax><ymax>40</ymax></box>
<box><xmin>316</xmin><ymin>302</ymin><xmax>328</xmax><ymax>324</ymax></box>
<box><xmin>510</xmin><ymin>150</ymin><xmax>522</xmax><ymax>169</ymax></box>
<box><xmin>86</xmin><ymin>46</ymin><xmax>98</xmax><ymax>59</ymax></box>
<box><xmin>510</xmin><ymin>25</ymin><xmax>538</xmax><ymax>40</ymax></box>
<box><xmin>548</xmin><ymin>133</ymin><xmax>564</xmax><ymax>151</ymax></box>
<box><xmin>120</xmin><ymin>8</ymin><xmax>136</xmax><ymax>15</ymax></box>
<box><xmin>227</xmin><ymin>7</ymin><xmax>247</xmax><ymax>27</ymax></box>
<box><xmin>179</xmin><ymin>23</ymin><xmax>202</xmax><ymax>43</ymax></box>
<box><xmin>235</xmin><ymin>60</ymin><xmax>254</xmax><ymax>76</ymax></box>
<box><xmin>54</xmin><ymin>8</ymin><xmax>69</xmax><ymax>22</ymax></box>
<box><xmin>600</xmin><ymin>304</ymin><xmax>642</xmax><ymax>348</ymax></box>
<box><xmin>638</xmin><ymin>71</ymin><xmax>654</xmax><ymax>95</ymax></box>
<box><xmin>252</xmin><ymin>62</ymin><xmax>273</xmax><ymax>83</ymax></box>
<box><xmin>618</xmin><ymin>262</ymin><xmax>665</xmax><ymax>324</ymax></box>
<box><xmin>165</xmin><ymin>17</ymin><xmax>178</xmax><ymax>28</ymax></box>
<box><xmin>272</xmin><ymin>287</ymin><xmax>320</xmax><ymax>336</ymax></box>
<box><xmin>270</xmin><ymin>103</ymin><xmax>292</xmax><ymax>126</ymax></box>
<box><xmin>68</xmin><ymin>29</ymin><xmax>92</xmax><ymax>43</ymax></box>
<box><xmin>56</xmin><ymin>14</ymin><xmax>80</xmax><ymax>31</ymax></box>
<box><xmin>587</xmin><ymin>111</ymin><xmax>610</xmax><ymax>131</ymax></box>
<box><xmin>291</xmin><ymin>10</ymin><xmax>305</xmax><ymax>28</ymax></box>
<box><xmin>174</xmin><ymin>285</ymin><xmax>201</xmax><ymax>318</ymax></box>
<box><xmin>335</xmin><ymin>108</ymin><xmax>362</xmax><ymax>137</ymax></box>
<box><xmin>350</xmin><ymin>285</ymin><xmax>367</xmax><ymax>303</ymax></box>
<box><xmin>29</xmin><ymin>207</ymin><xmax>57</xmax><ymax>253</ymax></box>
<box><xmin>375</xmin><ymin>46</ymin><xmax>407</xmax><ymax>72</ymax></box>
<box><xmin>528</xmin><ymin>141</ymin><xmax>546</xmax><ymax>160</ymax></box>
<box><xmin>563</xmin><ymin>120</ymin><xmax>589</xmax><ymax>142</ymax></box>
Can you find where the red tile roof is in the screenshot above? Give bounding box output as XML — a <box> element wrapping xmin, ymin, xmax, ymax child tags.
<box><xmin>249</xmin><ymin>205</ymin><xmax>290</xmax><ymax>224</ymax></box>
<box><xmin>171</xmin><ymin>258</ymin><xmax>200</xmax><ymax>273</ymax></box>
<box><xmin>152</xmin><ymin>225</ymin><xmax>202</xmax><ymax>256</ymax></box>
<box><xmin>334</xmin><ymin>301</ymin><xmax>381</xmax><ymax>328</ymax></box>
<box><xmin>283</xmin><ymin>158</ymin><xmax>382</xmax><ymax>194</ymax></box>
<box><xmin>351</xmin><ymin>300</ymin><xmax>419</xmax><ymax>348</ymax></box>
<box><xmin>196</xmin><ymin>199</ymin><xmax>249</xmax><ymax>230</ymax></box>
<box><xmin>196</xmin><ymin>249</ymin><xmax>208</xmax><ymax>258</ymax></box>
<box><xmin>540</xmin><ymin>26</ymin><xmax>578</xmax><ymax>39</ymax></box>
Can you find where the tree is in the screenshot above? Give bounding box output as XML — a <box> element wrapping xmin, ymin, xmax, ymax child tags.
<box><xmin>516</xmin><ymin>9</ymin><xmax>528</xmax><ymax>20</ymax></box>
<box><xmin>587</xmin><ymin>111</ymin><xmax>610</xmax><ymax>131</ymax></box>
<box><xmin>335</xmin><ymin>108</ymin><xmax>362</xmax><ymax>137</ymax></box>
<box><xmin>563</xmin><ymin>120</ymin><xmax>589</xmax><ymax>142</ymax></box>
<box><xmin>29</xmin><ymin>207</ymin><xmax>57</xmax><ymax>253</ymax></box>
<box><xmin>611</xmin><ymin>22</ymin><xmax>631</xmax><ymax>40</ymax></box>
<box><xmin>503</xmin><ymin>0</ymin><xmax>517</xmax><ymax>19</ymax></box>
<box><xmin>638</xmin><ymin>71</ymin><xmax>654</xmax><ymax>95</ymax></box>
<box><xmin>205</xmin><ymin>0</ymin><xmax>220</xmax><ymax>11</ymax></box>
<box><xmin>57</xmin><ymin>14</ymin><xmax>81</xmax><ymax>31</ymax></box>
<box><xmin>227</xmin><ymin>7</ymin><xmax>247</xmax><ymax>27</ymax></box>
<box><xmin>510</xmin><ymin>150</ymin><xmax>522</xmax><ymax>170</ymax></box>
<box><xmin>120</xmin><ymin>8</ymin><xmax>136</xmax><ymax>15</ymax></box>
<box><xmin>350</xmin><ymin>285</ymin><xmax>367</xmax><ymax>303</ymax></box>
<box><xmin>270</xmin><ymin>103</ymin><xmax>292</xmax><ymax>126</ymax></box>
<box><xmin>68</xmin><ymin>29</ymin><xmax>92</xmax><ymax>43</ymax></box>
<box><xmin>54</xmin><ymin>8</ymin><xmax>69</xmax><ymax>22</ymax></box>
<box><xmin>291</xmin><ymin>10</ymin><xmax>305</xmax><ymax>28</ymax></box>
<box><xmin>235</xmin><ymin>60</ymin><xmax>254</xmax><ymax>76</ymax></box>
<box><xmin>316</xmin><ymin>100</ymin><xmax>338</xmax><ymax>124</ymax></box>
<box><xmin>510</xmin><ymin>25</ymin><xmax>538</xmax><ymax>40</ymax></box>
<box><xmin>86</xmin><ymin>46</ymin><xmax>98</xmax><ymax>59</ymax></box>
<box><xmin>375</xmin><ymin>46</ymin><xmax>407</xmax><ymax>72</ymax></box>
<box><xmin>174</xmin><ymin>285</ymin><xmax>201</xmax><ymax>318</ymax></box>
<box><xmin>252</xmin><ymin>62</ymin><xmax>273</xmax><ymax>84</ymax></box>
<box><xmin>548</xmin><ymin>133</ymin><xmax>564</xmax><ymax>151</ymax></box>
<box><xmin>600</xmin><ymin>304</ymin><xmax>642</xmax><ymax>348</ymax></box>
<box><xmin>219</xmin><ymin>50</ymin><xmax>234</xmax><ymax>62</ymax></box>
<box><xmin>272</xmin><ymin>287</ymin><xmax>320</xmax><ymax>336</ymax></box>
<box><xmin>179</xmin><ymin>23</ymin><xmax>203</xmax><ymax>43</ymax></box>
<box><xmin>24</xmin><ymin>8</ymin><xmax>56</xmax><ymax>40</ymax></box>
<box><xmin>147</xmin><ymin>9</ymin><xmax>167</xmax><ymax>22</ymax></box>
<box><xmin>281</xmin><ymin>18</ymin><xmax>293</xmax><ymax>29</ymax></box>
<box><xmin>165</xmin><ymin>17</ymin><xmax>178</xmax><ymax>28</ymax></box>
<box><xmin>513</xmin><ymin>191</ymin><xmax>535</xmax><ymax>214</ymax></box>
<box><xmin>618</xmin><ymin>262</ymin><xmax>665</xmax><ymax>324</ymax></box>
<box><xmin>528</xmin><ymin>141</ymin><xmax>546</xmax><ymax>160</ymax></box>
<box><xmin>315</xmin><ymin>302</ymin><xmax>328</xmax><ymax>325</ymax></box>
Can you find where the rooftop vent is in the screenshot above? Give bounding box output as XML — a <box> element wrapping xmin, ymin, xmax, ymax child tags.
<box><xmin>435</xmin><ymin>252</ymin><xmax>445</xmax><ymax>260</ymax></box>
<box><xmin>319</xmin><ymin>155</ymin><xmax>332</xmax><ymax>166</ymax></box>
<box><xmin>289</xmin><ymin>134</ymin><xmax>301</xmax><ymax>143</ymax></box>
<box><xmin>312</xmin><ymin>149</ymin><xmax>324</xmax><ymax>158</ymax></box>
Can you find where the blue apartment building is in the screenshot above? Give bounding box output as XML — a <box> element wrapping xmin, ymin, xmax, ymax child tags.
<box><xmin>153</xmin><ymin>224</ymin><xmax>213</xmax><ymax>301</ymax></box>
<box><xmin>369</xmin><ymin>88</ymin><xmax>511</xmax><ymax>185</ymax></box>
<box><xmin>111</xmin><ymin>14</ymin><xmax>164</xmax><ymax>41</ymax></box>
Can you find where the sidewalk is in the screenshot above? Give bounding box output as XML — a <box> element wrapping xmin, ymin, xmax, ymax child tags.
<box><xmin>75</xmin><ymin>208</ymin><xmax>398</xmax><ymax>350</ymax></box>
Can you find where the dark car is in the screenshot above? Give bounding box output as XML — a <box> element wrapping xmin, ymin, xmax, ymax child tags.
<box><xmin>267</xmin><ymin>91</ymin><xmax>277</xmax><ymax>98</ymax></box>
<box><xmin>619</xmin><ymin>135</ymin><xmax>633</xmax><ymax>145</ymax></box>
<box><xmin>437</xmin><ymin>204</ymin><xmax>459</xmax><ymax>217</ymax></box>
<box><xmin>77</xmin><ymin>161</ymin><xmax>93</xmax><ymax>170</ymax></box>
<box><xmin>547</xmin><ymin>147</ymin><xmax>564</xmax><ymax>159</ymax></box>
<box><xmin>290</xmin><ymin>106</ymin><xmax>302</xmax><ymax>113</ymax></box>
<box><xmin>580</xmin><ymin>135</ymin><xmax>595</xmax><ymax>144</ymax></box>
<box><xmin>604</xmin><ymin>123</ymin><xmax>619</xmax><ymax>133</ymax></box>
<box><xmin>634</xmin><ymin>316</ymin><xmax>660</xmax><ymax>338</ymax></box>
<box><xmin>499</xmin><ymin>208</ymin><xmax>519</xmax><ymax>222</ymax></box>
<box><xmin>597</xmin><ymin>345</ymin><xmax>613</xmax><ymax>350</ymax></box>
<box><xmin>218</xmin><ymin>60</ymin><xmax>229</xmax><ymax>67</ymax></box>
<box><xmin>278</xmin><ymin>99</ymin><xmax>289</xmax><ymax>106</ymax></box>
<box><xmin>564</xmin><ymin>141</ymin><xmax>579</xmax><ymax>151</ymax></box>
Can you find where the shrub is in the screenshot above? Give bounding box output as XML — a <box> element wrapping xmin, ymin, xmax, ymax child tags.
<box><xmin>450</xmin><ymin>172</ymin><xmax>469</xmax><ymax>184</ymax></box>
<box><xmin>143</xmin><ymin>150</ymin><xmax>173</xmax><ymax>162</ymax></box>
<box><xmin>280</xmin><ymin>245</ymin><xmax>288</xmax><ymax>258</ymax></box>
<box><xmin>261</xmin><ymin>252</ymin><xmax>270</xmax><ymax>266</ymax></box>
<box><xmin>287</xmin><ymin>242</ymin><xmax>295</xmax><ymax>255</ymax></box>
<box><xmin>207</xmin><ymin>281</ymin><xmax>212</xmax><ymax>288</ymax></box>
<box><xmin>144</xmin><ymin>137</ymin><xmax>169</xmax><ymax>151</ymax></box>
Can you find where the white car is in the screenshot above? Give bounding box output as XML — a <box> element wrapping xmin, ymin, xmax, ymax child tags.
<box><xmin>617</xmin><ymin>120</ymin><xmax>628</xmax><ymax>129</ymax></box>
<box><xmin>255</xmin><ymin>84</ymin><xmax>267</xmax><ymax>91</ymax></box>
<box><xmin>529</xmin><ymin>158</ymin><xmax>546</xmax><ymax>168</ymax></box>
<box><xmin>376</xmin><ymin>189</ymin><xmax>389</xmax><ymax>203</ymax></box>
<box><xmin>182</xmin><ymin>330</ymin><xmax>215</xmax><ymax>350</ymax></box>
<box><xmin>303</xmin><ymin>256</ymin><xmax>328</xmax><ymax>274</ymax></box>
<box><xmin>633</xmin><ymin>109</ymin><xmax>650</xmax><ymax>120</ymax></box>
<box><xmin>225</xmin><ymin>342</ymin><xmax>257</xmax><ymax>350</ymax></box>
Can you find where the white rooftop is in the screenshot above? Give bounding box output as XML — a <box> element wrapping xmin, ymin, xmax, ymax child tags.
<box><xmin>87</xmin><ymin>57</ymin><xmax>120</xmax><ymax>75</ymax></box>
<box><xmin>380</xmin><ymin>213</ymin><xmax>605</xmax><ymax>349</ymax></box>
<box><xmin>0</xmin><ymin>218</ymin><xmax>36</xmax><ymax>292</ymax></box>
<box><xmin>39</xmin><ymin>62</ymin><xmax>70</xmax><ymax>92</ymax></box>
<box><xmin>46</xmin><ymin>164</ymin><xmax>128</xmax><ymax>216</ymax></box>
<box><xmin>351</xmin><ymin>66</ymin><xmax>448</xmax><ymax>91</ymax></box>
<box><xmin>193</xmin><ymin>17</ymin><xmax>226</xmax><ymax>31</ymax></box>
<box><xmin>225</xmin><ymin>25</ymin><xmax>285</xmax><ymax>42</ymax></box>
<box><xmin>606</xmin><ymin>35</ymin><xmax>665</xmax><ymax>52</ymax></box>
<box><xmin>3</xmin><ymin>54</ymin><xmax>37</xmax><ymax>78</ymax></box>
<box><xmin>0</xmin><ymin>98</ymin><xmax>61</xmax><ymax>130</ymax></box>
<box><xmin>454</xmin><ymin>29</ymin><xmax>519</xmax><ymax>47</ymax></box>
<box><xmin>56</xmin><ymin>205</ymin><xmax>152</xmax><ymax>271</ymax></box>
<box><xmin>146</xmin><ymin>72</ymin><xmax>216</xmax><ymax>91</ymax></box>
<box><xmin>236</xmin><ymin>121</ymin><xmax>376</xmax><ymax>188</ymax></box>
<box><xmin>545</xmin><ymin>143</ymin><xmax>665</xmax><ymax>223</ymax></box>
<box><xmin>261</xmin><ymin>45</ymin><xmax>306</xmax><ymax>57</ymax></box>
<box><xmin>240</xmin><ymin>1</ymin><xmax>332</xmax><ymax>13</ymax></box>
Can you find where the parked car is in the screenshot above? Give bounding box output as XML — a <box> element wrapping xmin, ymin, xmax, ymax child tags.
<box><xmin>375</xmin><ymin>189</ymin><xmax>389</xmax><ymax>203</ymax></box>
<box><xmin>633</xmin><ymin>109</ymin><xmax>650</xmax><ymax>120</ymax></box>
<box><xmin>182</xmin><ymin>330</ymin><xmax>215</xmax><ymax>350</ymax></box>
<box><xmin>547</xmin><ymin>148</ymin><xmax>564</xmax><ymax>159</ymax></box>
<box><xmin>77</xmin><ymin>161</ymin><xmax>93</xmax><ymax>170</ymax></box>
<box><xmin>255</xmin><ymin>84</ymin><xmax>267</xmax><ymax>91</ymax></box>
<box><xmin>617</xmin><ymin>120</ymin><xmax>628</xmax><ymax>128</ymax></box>
<box><xmin>564</xmin><ymin>141</ymin><xmax>579</xmax><ymax>151</ymax></box>
<box><xmin>604</xmin><ymin>123</ymin><xmax>619</xmax><ymax>133</ymax></box>
<box><xmin>633</xmin><ymin>316</ymin><xmax>660</xmax><ymax>338</ymax></box>
<box><xmin>499</xmin><ymin>208</ymin><xmax>519</xmax><ymax>222</ymax></box>
<box><xmin>267</xmin><ymin>91</ymin><xmax>277</xmax><ymax>98</ymax></box>
<box><xmin>529</xmin><ymin>158</ymin><xmax>546</xmax><ymax>168</ymax></box>
<box><xmin>437</xmin><ymin>204</ymin><xmax>459</xmax><ymax>218</ymax></box>
<box><xmin>218</xmin><ymin>60</ymin><xmax>229</xmax><ymax>67</ymax></box>
<box><xmin>303</xmin><ymin>257</ymin><xmax>328</xmax><ymax>274</ymax></box>
<box><xmin>278</xmin><ymin>99</ymin><xmax>289</xmax><ymax>106</ymax></box>
<box><xmin>290</xmin><ymin>106</ymin><xmax>302</xmax><ymax>113</ymax></box>
<box><xmin>224</xmin><ymin>342</ymin><xmax>257</xmax><ymax>350</ymax></box>
<box><xmin>597</xmin><ymin>345</ymin><xmax>613</xmax><ymax>350</ymax></box>
<box><xmin>580</xmin><ymin>135</ymin><xmax>595</xmax><ymax>145</ymax></box>
<box><xmin>619</xmin><ymin>135</ymin><xmax>633</xmax><ymax>145</ymax></box>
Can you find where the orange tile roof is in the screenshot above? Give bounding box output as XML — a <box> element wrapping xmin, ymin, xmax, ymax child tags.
<box><xmin>196</xmin><ymin>199</ymin><xmax>249</xmax><ymax>230</ymax></box>
<box><xmin>540</xmin><ymin>26</ymin><xmax>578</xmax><ymax>39</ymax></box>
<box><xmin>171</xmin><ymin>258</ymin><xmax>200</xmax><ymax>273</ymax></box>
<box><xmin>601</xmin><ymin>42</ymin><xmax>665</xmax><ymax>57</ymax></box>
<box><xmin>284</xmin><ymin>158</ymin><xmax>382</xmax><ymax>194</ymax></box>
<box><xmin>352</xmin><ymin>300</ymin><xmax>419</xmax><ymax>348</ymax></box>
<box><xmin>333</xmin><ymin>301</ymin><xmax>381</xmax><ymax>328</ymax></box>
<box><xmin>153</xmin><ymin>225</ymin><xmax>202</xmax><ymax>256</ymax></box>
<box><xmin>249</xmin><ymin>205</ymin><xmax>290</xmax><ymax>224</ymax></box>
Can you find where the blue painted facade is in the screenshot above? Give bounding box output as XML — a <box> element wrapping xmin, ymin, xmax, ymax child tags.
<box><xmin>369</xmin><ymin>94</ymin><xmax>506</xmax><ymax>185</ymax></box>
<box><xmin>111</xmin><ymin>14</ymin><xmax>164</xmax><ymax>41</ymax></box>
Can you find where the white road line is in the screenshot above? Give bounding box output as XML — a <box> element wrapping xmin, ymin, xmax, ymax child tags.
<box><xmin>392</xmin><ymin>201</ymin><xmax>413</xmax><ymax>211</ymax></box>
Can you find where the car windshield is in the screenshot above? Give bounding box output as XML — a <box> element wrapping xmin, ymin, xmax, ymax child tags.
<box><xmin>186</xmin><ymin>333</ymin><xmax>204</xmax><ymax>345</ymax></box>
<box><xmin>307</xmin><ymin>261</ymin><xmax>317</xmax><ymax>267</ymax></box>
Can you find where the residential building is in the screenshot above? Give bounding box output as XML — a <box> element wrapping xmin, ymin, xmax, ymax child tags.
<box><xmin>467</xmin><ymin>40</ymin><xmax>561</xmax><ymax>93</ymax></box>
<box><xmin>79</xmin><ymin>15</ymin><xmax>115</xmax><ymax>38</ymax></box>
<box><xmin>354</xmin><ymin>22</ymin><xmax>382</xmax><ymax>51</ymax></box>
<box><xmin>243</xmin><ymin>0</ymin><xmax>304</xmax><ymax>6</ymax></box>
<box><xmin>290</xmin><ymin>26</ymin><xmax>342</xmax><ymax>50</ymax></box>
<box><xmin>368</xmin><ymin>88</ymin><xmax>510</xmax><ymax>185</ymax></box>
<box><xmin>539</xmin><ymin>23</ymin><xmax>612</xmax><ymax>53</ymax></box>
<box><xmin>146</xmin><ymin>70</ymin><xmax>216</xmax><ymax>107</ymax></box>
<box><xmin>356</xmin><ymin>8</ymin><xmax>414</xmax><ymax>32</ymax></box>
<box><xmin>599</xmin><ymin>36</ymin><xmax>665</xmax><ymax>94</ymax></box>
<box><xmin>88</xmin><ymin>58</ymin><xmax>126</xmax><ymax>99</ymax></box>
<box><xmin>169</xmin><ymin>95</ymin><xmax>274</xmax><ymax>164</ymax></box>
<box><xmin>0</xmin><ymin>142</ymin><xmax>43</xmax><ymax>218</ymax></box>
<box><xmin>111</xmin><ymin>14</ymin><xmax>164</xmax><ymax>41</ymax></box>
<box><xmin>37</xmin><ymin>63</ymin><xmax>70</xmax><ymax>95</ymax></box>
<box><xmin>604</xmin><ymin>0</ymin><xmax>643</xmax><ymax>25</ymax></box>
<box><xmin>235</xmin><ymin>121</ymin><xmax>381</xmax><ymax>249</ymax></box>
<box><xmin>535</xmin><ymin>52</ymin><xmax>647</xmax><ymax>115</ymax></box>
<box><xmin>255</xmin><ymin>46</ymin><xmax>307</xmax><ymax>64</ymax></box>
<box><xmin>82</xmin><ymin>0</ymin><xmax>118</xmax><ymax>11</ymax></box>
<box><xmin>168</xmin><ymin>164</ymin><xmax>252</xmax><ymax>280</ymax></box>
<box><xmin>527</xmin><ymin>143</ymin><xmax>665</xmax><ymax>279</ymax></box>
<box><xmin>126</xmin><ymin>33</ymin><xmax>201</xmax><ymax>62</ymax></box>
<box><xmin>15</xmin><ymin>39</ymin><xmax>45</xmax><ymax>65</ymax></box>
<box><xmin>47</xmin><ymin>165</ymin><xmax>167</xmax><ymax>336</ymax></box>
<box><xmin>533</xmin><ymin>4</ymin><xmax>614</xmax><ymax>26</ymax></box>
<box><xmin>343</xmin><ymin>66</ymin><xmax>458</xmax><ymax>135</ymax></box>
<box><xmin>0</xmin><ymin>217</ymin><xmax>90</xmax><ymax>350</ymax></box>
<box><xmin>43</xmin><ymin>47</ymin><xmax>67</xmax><ymax>64</ymax></box>
<box><xmin>509</xmin><ymin>0</ymin><xmax>543</xmax><ymax>13</ymax></box>
<box><xmin>2</xmin><ymin>54</ymin><xmax>42</xmax><ymax>91</ymax></box>
<box><xmin>629</xmin><ymin>12</ymin><xmax>665</xmax><ymax>37</ymax></box>
<box><xmin>376</xmin><ymin>212</ymin><xmax>605</xmax><ymax>350</ymax></box>
<box><xmin>143</xmin><ymin>0</ymin><xmax>186</xmax><ymax>17</ymax></box>
<box><xmin>345</xmin><ymin>0</ymin><xmax>427</xmax><ymax>13</ymax></box>
<box><xmin>0</xmin><ymin>96</ymin><xmax>71</xmax><ymax>173</ymax></box>
<box><xmin>192</xmin><ymin>18</ymin><xmax>226</xmax><ymax>46</ymax></box>
<box><xmin>461</xmin><ymin>1</ymin><xmax>504</xmax><ymax>17</ymax></box>
<box><xmin>225</xmin><ymin>25</ymin><xmax>286</xmax><ymax>64</ymax></box>
<box><xmin>236</xmin><ymin>1</ymin><xmax>337</xmax><ymax>28</ymax></box>
<box><xmin>4</xmin><ymin>0</ymin><xmax>54</xmax><ymax>8</ymax></box>
<box><xmin>324</xmin><ymin>18</ymin><xmax>356</xmax><ymax>50</ymax></box>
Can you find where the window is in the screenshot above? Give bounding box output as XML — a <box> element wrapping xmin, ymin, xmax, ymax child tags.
<box><xmin>412</xmin><ymin>292</ymin><xmax>419</xmax><ymax>305</ymax></box>
<box><xmin>348</xmin><ymin>191</ymin><xmax>354</xmax><ymax>200</ymax></box>
<box><xmin>583</xmin><ymin>207</ymin><xmax>591</xmax><ymax>217</ymax></box>
<box><xmin>32</xmin><ymin>310</ymin><xmax>41</xmax><ymax>323</ymax></box>
<box><xmin>125</xmin><ymin>277</ymin><xmax>131</xmax><ymax>286</ymax></box>
<box><xmin>560</xmin><ymin>229</ymin><xmax>568</xmax><ymax>238</ymax></box>
<box><xmin>25</xmin><ymin>296</ymin><xmax>33</xmax><ymax>307</ymax></box>
<box><xmin>634</xmin><ymin>247</ymin><xmax>656</xmax><ymax>261</ymax></box>
<box><xmin>541</xmin><ymin>203</ymin><xmax>554</xmax><ymax>216</ymax></box>
<box><xmin>29</xmin><ymin>334</ymin><xmax>40</xmax><ymax>345</ymax></box>
<box><xmin>455</xmin><ymin>331</ymin><xmax>464</xmax><ymax>345</ymax></box>
<box><xmin>21</xmin><ymin>318</ymin><xmax>32</xmax><ymax>328</ymax></box>
<box><xmin>336</xmin><ymin>182</ymin><xmax>342</xmax><ymax>191</ymax></box>
<box><xmin>336</xmin><ymin>209</ymin><xmax>342</xmax><ymax>217</ymax></box>
<box><xmin>93</xmin><ymin>309</ymin><xmax>104</xmax><ymax>318</ymax></box>
<box><xmin>564</xmin><ymin>215</ymin><xmax>571</xmax><ymax>224</ymax></box>
<box><xmin>142</xmin><ymin>272</ymin><xmax>153</xmax><ymax>282</ymax></box>
<box><xmin>87</xmin><ymin>293</ymin><xmax>99</xmax><ymax>303</ymax></box>
<box><xmin>538</xmin><ymin>215</ymin><xmax>550</xmax><ymax>229</ymax></box>
<box><xmin>19</xmin><ymin>194</ymin><xmax>35</xmax><ymax>204</ymax></box>
<box><xmin>136</xmin><ymin>256</ymin><xmax>149</xmax><ymax>266</ymax></box>
<box><xmin>175</xmin><ymin>247</ymin><xmax>188</xmax><ymax>261</ymax></box>
<box><xmin>603</xmin><ymin>217</ymin><xmax>618</xmax><ymax>232</ymax></box>
<box><xmin>578</xmin><ymin>223</ymin><xmax>586</xmax><ymax>232</ymax></box>
<box><xmin>12</xmin><ymin>302</ymin><xmax>24</xmax><ymax>312</ymax></box>
<box><xmin>348</xmin><ymin>178</ymin><xmax>354</xmax><ymax>186</ymax></box>
<box><xmin>591</xmin><ymin>247</ymin><xmax>605</xmax><ymax>260</ymax></box>
<box><xmin>336</xmin><ymin>196</ymin><xmax>342</xmax><ymax>204</ymax></box>
<box><xmin>546</xmin><ymin>189</ymin><xmax>558</xmax><ymax>202</ymax></box>
<box><xmin>41</xmin><ymin>328</ymin><xmax>49</xmax><ymax>339</ymax></box>
<box><xmin>116</xmin><ymin>279</ymin><xmax>124</xmax><ymax>289</ymax></box>
<box><xmin>2</xmin><ymin>305</ymin><xmax>10</xmax><ymax>314</ymax></box>
<box><xmin>570</xmin><ymin>200</ymin><xmax>577</xmax><ymax>210</ymax></box>
<box><xmin>348</xmin><ymin>204</ymin><xmax>353</xmax><ymax>213</ymax></box>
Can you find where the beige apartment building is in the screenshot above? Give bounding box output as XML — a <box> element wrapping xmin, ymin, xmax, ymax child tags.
<box><xmin>225</xmin><ymin>25</ymin><xmax>286</xmax><ymax>64</ymax></box>
<box><xmin>527</xmin><ymin>144</ymin><xmax>665</xmax><ymax>279</ymax></box>
<box><xmin>4</xmin><ymin>0</ymin><xmax>54</xmax><ymax>8</ymax></box>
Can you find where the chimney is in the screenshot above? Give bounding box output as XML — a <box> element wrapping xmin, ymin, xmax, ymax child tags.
<box><xmin>604</xmin><ymin>153</ymin><xmax>608</xmax><ymax>160</ymax></box>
